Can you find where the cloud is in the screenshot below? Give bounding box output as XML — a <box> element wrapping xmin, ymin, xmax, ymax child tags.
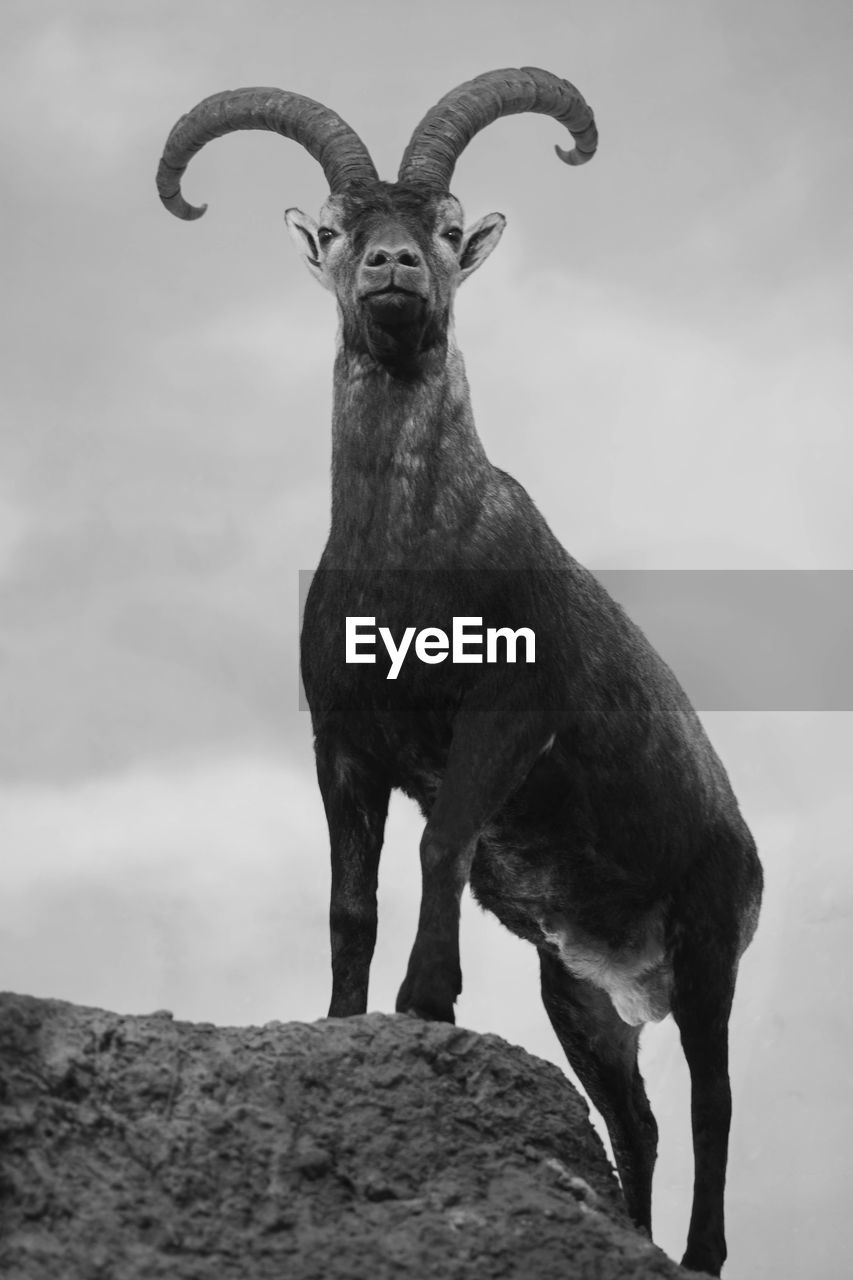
<box><xmin>457</xmin><ymin>250</ymin><xmax>852</xmax><ymax>569</ymax></box>
<box><xmin>0</xmin><ymin>751</ymin><xmax>328</xmax><ymax>1018</ymax></box>
<box><xmin>2</xmin><ymin>6</ymin><xmax>205</xmax><ymax>170</ymax></box>
<box><xmin>0</xmin><ymin>498</ymin><xmax>31</xmax><ymax>580</ymax></box>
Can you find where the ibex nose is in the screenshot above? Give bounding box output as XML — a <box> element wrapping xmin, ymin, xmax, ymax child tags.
<box><xmin>365</xmin><ymin>244</ymin><xmax>421</xmax><ymax>269</ymax></box>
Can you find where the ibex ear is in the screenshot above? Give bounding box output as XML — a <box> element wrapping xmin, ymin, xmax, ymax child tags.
<box><xmin>285</xmin><ymin>208</ymin><xmax>329</xmax><ymax>289</ymax></box>
<box><xmin>459</xmin><ymin>212</ymin><xmax>506</xmax><ymax>283</ymax></box>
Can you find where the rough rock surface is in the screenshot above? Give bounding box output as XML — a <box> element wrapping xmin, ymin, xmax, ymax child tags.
<box><xmin>0</xmin><ymin>993</ymin><xmax>696</xmax><ymax>1279</ymax></box>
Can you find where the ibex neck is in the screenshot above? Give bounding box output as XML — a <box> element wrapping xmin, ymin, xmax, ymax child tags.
<box><xmin>326</xmin><ymin>343</ymin><xmax>491</xmax><ymax>566</ymax></box>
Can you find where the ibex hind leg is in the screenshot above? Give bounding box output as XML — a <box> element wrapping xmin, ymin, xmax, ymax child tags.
<box><xmin>670</xmin><ymin>918</ymin><xmax>739</xmax><ymax>1276</ymax></box>
<box><xmin>315</xmin><ymin>730</ymin><xmax>391</xmax><ymax>1018</ymax></box>
<box><xmin>396</xmin><ymin>679</ymin><xmax>554</xmax><ymax>1023</ymax></box>
<box><xmin>670</xmin><ymin>819</ymin><xmax>761</xmax><ymax>1275</ymax></box>
<box><xmin>538</xmin><ymin>949</ymin><xmax>658</xmax><ymax>1235</ymax></box>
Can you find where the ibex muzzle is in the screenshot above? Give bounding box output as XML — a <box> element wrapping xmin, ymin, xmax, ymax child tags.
<box><xmin>359</xmin><ymin>227</ymin><xmax>428</xmax><ymax>331</ymax></box>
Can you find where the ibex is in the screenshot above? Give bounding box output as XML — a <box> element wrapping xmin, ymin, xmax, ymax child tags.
<box><xmin>157</xmin><ymin>67</ymin><xmax>762</xmax><ymax>1275</ymax></box>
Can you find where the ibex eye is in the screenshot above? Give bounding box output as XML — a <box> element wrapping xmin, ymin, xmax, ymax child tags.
<box><xmin>317</xmin><ymin>227</ymin><xmax>337</xmax><ymax>246</ymax></box>
<box><xmin>443</xmin><ymin>227</ymin><xmax>463</xmax><ymax>246</ymax></box>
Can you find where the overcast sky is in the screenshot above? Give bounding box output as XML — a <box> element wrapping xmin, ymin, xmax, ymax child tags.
<box><xmin>2</xmin><ymin>3</ymin><xmax>851</xmax><ymax>1276</ymax></box>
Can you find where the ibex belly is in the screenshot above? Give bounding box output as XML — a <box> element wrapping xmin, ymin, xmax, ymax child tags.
<box><xmin>539</xmin><ymin>911</ymin><xmax>673</xmax><ymax>1027</ymax></box>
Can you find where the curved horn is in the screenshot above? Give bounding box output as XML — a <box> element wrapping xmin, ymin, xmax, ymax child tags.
<box><xmin>397</xmin><ymin>66</ymin><xmax>597</xmax><ymax>190</ymax></box>
<box><xmin>156</xmin><ymin>87</ymin><xmax>379</xmax><ymax>220</ymax></box>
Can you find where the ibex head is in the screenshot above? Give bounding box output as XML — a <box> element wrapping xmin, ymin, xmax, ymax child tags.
<box><xmin>157</xmin><ymin>68</ymin><xmax>597</xmax><ymax>373</ymax></box>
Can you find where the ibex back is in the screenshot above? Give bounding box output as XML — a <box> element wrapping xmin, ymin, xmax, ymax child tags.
<box><xmin>157</xmin><ymin>67</ymin><xmax>763</xmax><ymax>1275</ymax></box>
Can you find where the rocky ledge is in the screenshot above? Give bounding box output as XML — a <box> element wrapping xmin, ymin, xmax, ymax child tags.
<box><xmin>0</xmin><ymin>993</ymin><xmax>699</xmax><ymax>1278</ymax></box>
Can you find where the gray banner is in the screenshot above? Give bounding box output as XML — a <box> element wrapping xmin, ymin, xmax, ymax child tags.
<box><xmin>297</xmin><ymin>570</ymin><xmax>853</xmax><ymax>712</ymax></box>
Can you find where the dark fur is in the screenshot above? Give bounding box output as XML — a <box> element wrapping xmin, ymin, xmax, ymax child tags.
<box><xmin>298</xmin><ymin>183</ymin><xmax>762</xmax><ymax>1275</ymax></box>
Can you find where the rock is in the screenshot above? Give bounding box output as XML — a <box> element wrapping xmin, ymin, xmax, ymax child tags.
<box><xmin>0</xmin><ymin>992</ymin><xmax>694</xmax><ymax>1278</ymax></box>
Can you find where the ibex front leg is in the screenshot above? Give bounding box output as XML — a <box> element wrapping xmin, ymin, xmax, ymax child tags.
<box><xmin>397</xmin><ymin>681</ymin><xmax>553</xmax><ymax>1022</ymax></box>
<box><xmin>315</xmin><ymin>731</ymin><xmax>390</xmax><ymax>1018</ymax></box>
